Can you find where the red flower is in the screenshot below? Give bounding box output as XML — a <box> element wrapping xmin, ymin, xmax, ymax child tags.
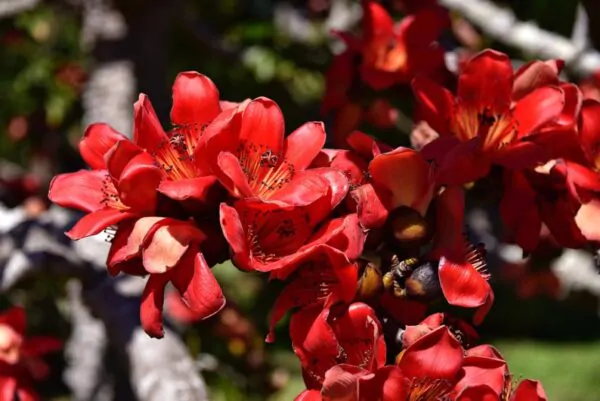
<box><xmin>413</xmin><ymin>49</ymin><xmax>566</xmax><ymax>185</ymax></box>
<box><xmin>267</xmin><ymin>247</ymin><xmax>359</xmax><ymax>342</ymax></box>
<box><xmin>219</xmin><ymin>193</ymin><xmax>364</xmax><ymax>274</ymax></box>
<box><xmin>501</xmin><ymin>164</ymin><xmax>587</xmax><ymax>252</ymax></box>
<box><xmin>353</xmin><ymin>147</ymin><xmax>435</xmax><ymax>230</ymax></box>
<box><xmin>0</xmin><ymin>307</ymin><xmax>62</xmax><ymax>401</ymax></box>
<box><xmin>200</xmin><ymin>97</ymin><xmax>340</xmax><ymax>206</ymax></box>
<box><xmin>354</xmin><ymin>1</ymin><xmax>449</xmax><ymax>90</ymax></box>
<box><xmin>48</xmin><ymin>125</ymin><xmax>163</xmax><ymax>240</ymax></box>
<box><xmin>290</xmin><ymin>303</ymin><xmax>386</xmax><ymax>390</ymax></box>
<box><xmin>107</xmin><ymin>217</ymin><xmax>225</xmax><ymax>338</ymax></box>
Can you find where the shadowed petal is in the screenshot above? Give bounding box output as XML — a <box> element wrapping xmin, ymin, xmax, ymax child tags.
<box><xmin>66</xmin><ymin>209</ymin><xmax>134</xmax><ymax>240</ymax></box>
<box><xmin>133</xmin><ymin>94</ymin><xmax>168</xmax><ymax>152</ymax></box>
<box><xmin>512</xmin><ymin>380</ymin><xmax>547</xmax><ymax>401</ymax></box>
<box><xmin>284</xmin><ymin>122</ymin><xmax>326</xmax><ymax>171</ymax></box>
<box><xmin>48</xmin><ymin>170</ymin><xmax>105</xmax><ymax>213</ymax></box>
<box><xmin>513</xmin><ymin>86</ymin><xmax>564</xmax><ymax>138</ymax></box>
<box><xmin>79</xmin><ymin>123</ymin><xmax>126</xmax><ymax>169</ymax></box>
<box><xmin>140</xmin><ymin>274</ymin><xmax>169</xmax><ymax>338</ymax></box>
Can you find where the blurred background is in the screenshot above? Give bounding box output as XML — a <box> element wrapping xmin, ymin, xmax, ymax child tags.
<box><xmin>1</xmin><ymin>0</ymin><xmax>600</xmax><ymax>400</ymax></box>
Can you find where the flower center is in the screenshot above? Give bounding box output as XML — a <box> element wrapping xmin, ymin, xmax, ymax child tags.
<box><xmin>100</xmin><ymin>175</ymin><xmax>129</xmax><ymax>211</ymax></box>
<box><xmin>407</xmin><ymin>377</ymin><xmax>453</xmax><ymax>401</ymax></box>
<box><xmin>236</xmin><ymin>141</ymin><xmax>296</xmax><ymax>198</ymax></box>
<box><xmin>153</xmin><ymin>125</ymin><xmax>204</xmax><ymax>180</ymax></box>
<box><xmin>453</xmin><ymin>106</ymin><xmax>517</xmax><ymax>153</ymax></box>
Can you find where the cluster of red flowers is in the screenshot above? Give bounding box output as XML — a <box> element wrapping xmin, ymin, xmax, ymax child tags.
<box><xmin>46</xmin><ymin>0</ymin><xmax>600</xmax><ymax>399</ymax></box>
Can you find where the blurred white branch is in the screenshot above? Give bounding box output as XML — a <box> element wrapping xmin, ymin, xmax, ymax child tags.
<box><xmin>440</xmin><ymin>0</ymin><xmax>600</xmax><ymax>76</ymax></box>
<box><xmin>0</xmin><ymin>0</ymin><xmax>39</xmax><ymax>18</ymax></box>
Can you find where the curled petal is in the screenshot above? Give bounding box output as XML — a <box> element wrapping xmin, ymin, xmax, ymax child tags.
<box><xmin>512</xmin><ymin>59</ymin><xmax>562</xmax><ymax>100</ymax></box>
<box><xmin>321</xmin><ymin>365</ymin><xmax>359</xmax><ymax>401</ymax></box>
<box><xmin>79</xmin><ymin>123</ymin><xmax>125</xmax><ymax>169</ymax></box>
<box><xmin>158</xmin><ymin>176</ymin><xmax>225</xmax><ymax>209</ymax></box>
<box><xmin>169</xmin><ymin>250</ymin><xmax>225</xmax><ymax>321</ymax></box>
<box><xmin>66</xmin><ymin>209</ymin><xmax>133</xmax><ymax>240</ymax></box>
<box><xmin>438</xmin><ymin>257</ymin><xmax>492</xmax><ymax>309</ymax></box>
<box><xmin>140</xmin><ymin>274</ymin><xmax>169</xmax><ymax>338</ymax></box>
<box><xmin>352</xmin><ymin>183</ymin><xmax>389</xmax><ymax>229</ymax></box>
<box><xmin>216</xmin><ymin>151</ymin><xmax>255</xmax><ymax>198</ymax></box>
<box><xmin>133</xmin><ymin>94</ymin><xmax>168</xmax><ymax>152</ymax></box>
<box><xmin>454</xmin><ymin>356</ymin><xmax>507</xmax><ymax>396</ymax></box>
<box><xmin>171</xmin><ymin>71</ymin><xmax>220</xmax><ymax>127</ymax></box>
<box><xmin>104</xmin><ymin>139</ymin><xmax>143</xmax><ymax>179</ymax></box>
<box><xmin>513</xmin><ymin>86</ymin><xmax>565</xmax><ymax>138</ymax></box>
<box><xmin>398</xmin><ymin>326</ymin><xmax>463</xmax><ymax>380</ymax></box>
<box><xmin>512</xmin><ymin>380</ymin><xmax>548</xmax><ymax>401</ymax></box>
<box><xmin>118</xmin><ymin>154</ymin><xmax>163</xmax><ymax>214</ymax></box>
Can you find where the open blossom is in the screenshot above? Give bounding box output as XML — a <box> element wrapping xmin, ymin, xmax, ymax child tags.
<box><xmin>413</xmin><ymin>49</ymin><xmax>568</xmax><ymax>185</ymax></box>
<box><xmin>0</xmin><ymin>307</ymin><xmax>62</xmax><ymax>401</ymax></box>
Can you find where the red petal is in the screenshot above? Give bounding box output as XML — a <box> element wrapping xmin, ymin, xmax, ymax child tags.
<box><xmin>79</xmin><ymin>123</ymin><xmax>125</xmax><ymax>169</ymax></box>
<box><xmin>294</xmin><ymin>390</ymin><xmax>321</xmax><ymax>401</ymax></box>
<box><xmin>400</xmin><ymin>7</ymin><xmax>450</xmax><ymax>48</ymax></box>
<box><xmin>492</xmin><ymin>141</ymin><xmax>550</xmax><ymax>170</ymax></box>
<box><xmin>454</xmin><ymin>356</ymin><xmax>507</xmax><ymax>396</ymax></box>
<box><xmin>438</xmin><ymin>256</ymin><xmax>491</xmax><ymax>309</ymax></box>
<box><xmin>512</xmin><ymin>60</ymin><xmax>562</xmax><ymax>101</ymax></box>
<box><xmin>347</xmin><ymin>130</ymin><xmax>391</xmax><ymax>158</ymax></box>
<box><xmin>104</xmin><ymin>139</ymin><xmax>143</xmax><ymax>179</ymax></box>
<box><xmin>48</xmin><ymin>170</ymin><xmax>105</xmax><ymax>213</ymax></box>
<box><xmin>133</xmin><ymin>94</ymin><xmax>168</xmax><ymax>152</ymax></box>
<box><xmin>118</xmin><ymin>154</ymin><xmax>163</xmax><ymax>214</ymax></box>
<box><xmin>140</xmin><ymin>274</ymin><xmax>169</xmax><ymax>338</ymax></box>
<box><xmin>457</xmin><ymin>50</ymin><xmax>512</xmax><ymax>115</ymax></box>
<box><xmin>456</xmin><ymin>385</ymin><xmax>498</xmax><ymax>401</ymax></box>
<box><xmin>239</xmin><ymin>97</ymin><xmax>284</xmax><ymax>157</ymax></box>
<box><xmin>512</xmin><ymin>380</ymin><xmax>547</xmax><ymax>401</ymax></box>
<box><xmin>430</xmin><ymin>185</ymin><xmax>465</xmax><ymax>261</ymax></box>
<box><xmin>142</xmin><ymin>221</ymin><xmax>206</xmax><ymax>274</ymax></box>
<box><xmin>107</xmin><ymin>217</ymin><xmax>163</xmax><ymax>265</ymax></box>
<box><xmin>66</xmin><ymin>209</ymin><xmax>133</xmax><ymax>240</ymax></box>
<box><xmin>216</xmin><ymin>151</ymin><xmax>254</xmax><ymax>198</ymax></box>
<box><xmin>219</xmin><ymin>203</ymin><xmax>251</xmax><ymax>268</ymax></box>
<box><xmin>411</xmin><ymin>75</ymin><xmax>454</xmax><ymax>136</ymax></box>
<box><xmin>369</xmin><ymin>147</ymin><xmax>433</xmax><ymax>215</ymax></box>
<box><xmin>0</xmin><ymin>307</ymin><xmax>26</xmax><ymax>335</ymax></box>
<box><xmin>270</xmin><ymin>169</ymin><xmax>333</xmax><ymax>207</ymax></box>
<box><xmin>579</xmin><ymin>99</ymin><xmax>600</xmax><ymax>166</ymax></box>
<box><xmin>361</xmin><ymin>366</ymin><xmax>408</xmax><ymax>401</ymax></box>
<box><xmin>0</xmin><ymin>377</ymin><xmax>17</xmax><ymax>401</ymax></box>
<box><xmin>362</xmin><ymin>1</ymin><xmax>394</xmax><ymax>42</ymax></box>
<box><xmin>21</xmin><ymin>336</ymin><xmax>62</xmax><ymax>357</ymax></box>
<box><xmin>284</xmin><ymin>122</ymin><xmax>326</xmax><ymax>171</ymax></box>
<box><xmin>398</xmin><ymin>326</ymin><xmax>463</xmax><ymax>379</ymax></box>
<box><xmin>171</xmin><ymin>72</ymin><xmax>220</xmax><ymax>127</ymax></box>
<box><xmin>169</xmin><ymin>250</ymin><xmax>225</xmax><ymax>321</ymax></box>
<box><xmin>320</xmin><ymin>365</ymin><xmax>360</xmax><ymax>401</ymax></box>
<box><xmin>513</xmin><ymin>86</ymin><xmax>565</xmax><ymax>138</ymax></box>
<box><xmin>436</xmin><ymin>139</ymin><xmax>491</xmax><ymax>185</ymax></box>
<box><xmin>352</xmin><ymin>183</ymin><xmax>389</xmax><ymax>229</ymax></box>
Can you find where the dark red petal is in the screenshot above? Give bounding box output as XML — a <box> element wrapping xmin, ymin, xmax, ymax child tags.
<box><xmin>438</xmin><ymin>256</ymin><xmax>491</xmax><ymax>309</ymax></box>
<box><xmin>48</xmin><ymin>170</ymin><xmax>105</xmax><ymax>213</ymax></box>
<box><xmin>556</xmin><ymin>83</ymin><xmax>582</xmax><ymax>127</ymax></box>
<box><xmin>133</xmin><ymin>94</ymin><xmax>168</xmax><ymax>152</ymax></box>
<box><xmin>513</xmin><ymin>86</ymin><xmax>565</xmax><ymax>138</ymax></box>
<box><xmin>400</xmin><ymin>6</ymin><xmax>450</xmax><ymax>48</ymax></box>
<box><xmin>430</xmin><ymin>185</ymin><xmax>465</xmax><ymax>261</ymax></box>
<box><xmin>579</xmin><ymin>99</ymin><xmax>600</xmax><ymax>166</ymax></box>
<box><xmin>66</xmin><ymin>209</ymin><xmax>133</xmax><ymax>240</ymax></box>
<box><xmin>398</xmin><ymin>326</ymin><xmax>463</xmax><ymax>380</ymax></box>
<box><xmin>157</xmin><ymin>176</ymin><xmax>224</xmax><ymax>207</ymax></box>
<box><xmin>456</xmin><ymin>385</ymin><xmax>498</xmax><ymax>401</ymax></box>
<box><xmin>171</xmin><ymin>71</ymin><xmax>220</xmax><ymax>127</ymax></box>
<box><xmin>369</xmin><ymin>147</ymin><xmax>433</xmax><ymax>215</ymax></box>
<box><xmin>360</xmin><ymin>365</ymin><xmax>408</xmax><ymax>401</ymax></box>
<box><xmin>16</xmin><ymin>388</ymin><xmax>39</xmax><ymax>401</ymax></box>
<box><xmin>104</xmin><ymin>139</ymin><xmax>143</xmax><ymax>179</ymax></box>
<box><xmin>118</xmin><ymin>154</ymin><xmax>163</xmax><ymax>214</ymax></box>
<box><xmin>500</xmin><ymin>171</ymin><xmax>542</xmax><ymax>252</ymax></box>
<box><xmin>411</xmin><ymin>75</ymin><xmax>454</xmax><ymax>136</ymax></box>
<box><xmin>512</xmin><ymin>60</ymin><xmax>562</xmax><ymax>100</ymax></box>
<box><xmin>140</xmin><ymin>274</ymin><xmax>169</xmax><ymax>338</ymax></box>
<box><xmin>216</xmin><ymin>151</ymin><xmax>254</xmax><ymax>198</ymax></box>
<box><xmin>284</xmin><ymin>122</ymin><xmax>326</xmax><ymax>171</ymax></box>
<box><xmin>239</xmin><ymin>97</ymin><xmax>284</xmax><ymax>157</ymax></box>
<box><xmin>379</xmin><ymin>293</ymin><xmax>428</xmax><ymax>326</ymax></box>
<box><xmin>21</xmin><ymin>336</ymin><xmax>62</xmax><ymax>357</ymax></box>
<box><xmin>170</xmin><ymin>250</ymin><xmax>225</xmax><ymax>321</ymax></box>
<box><xmin>455</xmin><ymin>356</ymin><xmax>507</xmax><ymax>396</ymax></box>
<box><xmin>352</xmin><ymin>183</ymin><xmax>389</xmax><ymax>229</ymax></box>
<box><xmin>457</xmin><ymin>50</ymin><xmax>512</xmax><ymax>115</ymax></box>
<box><xmin>436</xmin><ymin>139</ymin><xmax>491</xmax><ymax>186</ymax></box>
<box><xmin>347</xmin><ymin>130</ymin><xmax>391</xmax><ymax>158</ymax></box>
<box><xmin>0</xmin><ymin>307</ymin><xmax>26</xmax><ymax>335</ymax></box>
<box><xmin>466</xmin><ymin>344</ymin><xmax>504</xmax><ymax>360</ymax></box>
<box><xmin>492</xmin><ymin>141</ymin><xmax>550</xmax><ymax>170</ymax></box>
<box><xmin>511</xmin><ymin>380</ymin><xmax>547</xmax><ymax>401</ymax></box>
<box><xmin>219</xmin><ymin>203</ymin><xmax>251</xmax><ymax>269</ymax></box>
<box><xmin>473</xmin><ymin>288</ymin><xmax>494</xmax><ymax>325</ymax></box>
<box><xmin>79</xmin><ymin>123</ymin><xmax>126</xmax><ymax>169</ymax></box>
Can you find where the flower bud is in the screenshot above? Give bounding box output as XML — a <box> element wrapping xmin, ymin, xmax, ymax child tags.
<box><xmin>355</xmin><ymin>259</ymin><xmax>383</xmax><ymax>301</ymax></box>
<box><xmin>384</xmin><ymin>206</ymin><xmax>431</xmax><ymax>249</ymax></box>
<box><xmin>404</xmin><ymin>261</ymin><xmax>442</xmax><ymax>302</ymax></box>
